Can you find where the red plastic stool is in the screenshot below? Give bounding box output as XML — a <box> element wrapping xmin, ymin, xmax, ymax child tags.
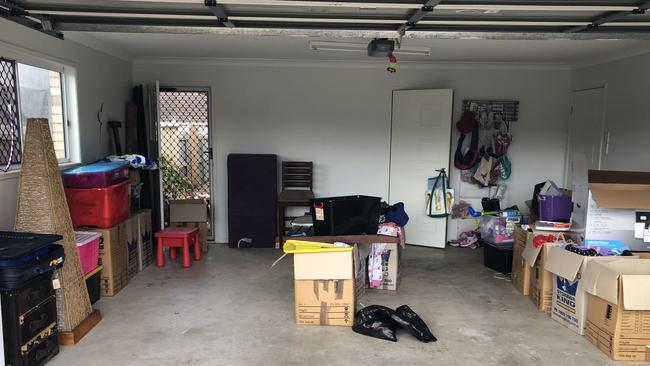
<box><xmin>155</xmin><ymin>227</ymin><xmax>201</xmax><ymax>268</ymax></box>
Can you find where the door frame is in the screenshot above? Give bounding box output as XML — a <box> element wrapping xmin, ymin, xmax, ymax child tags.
<box><xmin>158</xmin><ymin>84</ymin><xmax>215</xmax><ymax>242</ymax></box>
<box><xmin>564</xmin><ymin>84</ymin><xmax>608</xmax><ymax>187</ymax></box>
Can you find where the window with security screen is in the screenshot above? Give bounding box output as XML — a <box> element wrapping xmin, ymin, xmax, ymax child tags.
<box><xmin>0</xmin><ymin>56</ymin><xmax>70</xmax><ymax>172</ymax></box>
<box><xmin>0</xmin><ymin>58</ymin><xmax>21</xmax><ymax>170</ymax></box>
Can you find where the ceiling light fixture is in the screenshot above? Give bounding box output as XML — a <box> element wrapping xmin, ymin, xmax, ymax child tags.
<box><xmin>309</xmin><ymin>41</ymin><xmax>431</xmax><ymax>56</ymax></box>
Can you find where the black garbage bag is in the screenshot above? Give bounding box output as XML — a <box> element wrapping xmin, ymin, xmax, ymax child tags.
<box><xmin>352</xmin><ymin>305</ymin><xmax>397</xmax><ymax>342</ymax></box>
<box><xmin>353</xmin><ymin>305</ymin><xmax>437</xmax><ymax>343</ymax></box>
<box><xmin>394</xmin><ymin>305</ymin><xmax>437</xmax><ymax>343</ymax></box>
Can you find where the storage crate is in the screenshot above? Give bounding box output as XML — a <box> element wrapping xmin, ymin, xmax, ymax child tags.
<box><xmin>310</xmin><ymin>195</ymin><xmax>380</xmax><ymax>236</ymax></box>
<box><xmin>538</xmin><ymin>195</ymin><xmax>572</xmax><ymax>222</ymax></box>
<box><xmin>63</xmin><ymin>161</ymin><xmax>129</xmax><ymax>189</ymax></box>
<box><xmin>75</xmin><ymin>231</ymin><xmax>100</xmax><ymax>276</ymax></box>
<box><xmin>65</xmin><ymin>179</ymin><xmax>131</xmax><ymax>228</ymax></box>
<box><xmin>479</xmin><ymin>215</ymin><xmax>520</xmax><ymax>244</ymax></box>
<box><xmin>483</xmin><ymin>241</ymin><xmax>513</xmax><ymax>274</ymax></box>
<box><xmin>84</xmin><ymin>266</ymin><xmax>102</xmax><ymax>305</ymax></box>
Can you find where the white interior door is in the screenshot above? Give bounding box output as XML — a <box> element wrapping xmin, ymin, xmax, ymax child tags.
<box><xmin>565</xmin><ymin>87</ymin><xmax>606</xmax><ymax>185</ymax></box>
<box><xmin>389</xmin><ymin>89</ymin><xmax>453</xmax><ymax>248</ymax></box>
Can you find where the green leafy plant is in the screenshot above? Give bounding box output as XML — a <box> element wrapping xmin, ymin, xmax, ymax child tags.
<box><xmin>161</xmin><ymin>155</ymin><xmax>194</xmax><ymax>200</ymax></box>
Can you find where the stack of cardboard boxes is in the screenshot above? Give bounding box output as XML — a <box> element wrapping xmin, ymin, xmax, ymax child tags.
<box><xmin>168</xmin><ymin>199</ymin><xmax>209</xmax><ymax>252</ymax></box>
<box><xmin>509</xmin><ymin>168</ymin><xmax>650</xmax><ymax>361</ymax></box>
<box><xmin>82</xmin><ymin>209</ymin><xmax>153</xmax><ymax>297</ymax></box>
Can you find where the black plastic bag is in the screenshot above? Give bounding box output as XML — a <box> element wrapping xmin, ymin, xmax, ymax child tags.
<box><xmin>352</xmin><ymin>305</ymin><xmax>397</xmax><ymax>342</ymax></box>
<box><xmin>394</xmin><ymin>305</ymin><xmax>437</xmax><ymax>343</ymax></box>
<box><xmin>353</xmin><ymin>305</ymin><xmax>437</xmax><ymax>343</ymax></box>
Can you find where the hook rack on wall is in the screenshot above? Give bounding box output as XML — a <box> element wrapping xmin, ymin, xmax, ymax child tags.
<box><xmin>462</xmin><ymin>100</ymin><xmax>519</xmax><ymax>129</ymax></box>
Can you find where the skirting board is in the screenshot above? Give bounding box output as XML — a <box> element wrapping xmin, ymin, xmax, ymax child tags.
<box><xmin>58</xmin><ymin>310</ymin><xmax>102</xmax><ymax>345</ymax></box>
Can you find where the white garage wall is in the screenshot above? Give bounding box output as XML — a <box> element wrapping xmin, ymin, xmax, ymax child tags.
<box><xmin>134</xmin><ymin>59</ymin><xmax>571</xmax><ymax>243</ymax></box>
<box><xmin>571</xmin><ymin>53</ymin><xmax>650</xmax><ymax>172</ymax></box>
<box><xmin>0</xmin><ymin>20</ymin><xmax>133</xmax><ymax>230</ymax></box>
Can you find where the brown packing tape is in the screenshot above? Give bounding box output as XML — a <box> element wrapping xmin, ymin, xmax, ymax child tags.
<box><xmin>335</xmin><ymin>280</ymin><xmax>343</xmax><ymax>300</ymax></box>
<box><xmin>320</xmin><ymin>301</ymin><xmax>327</xmax><ymax>326</ymax></box>
<box><xmin>312</xmin><ymin>281</ymin><xmax>319</xmax><ymax>300</ymax></box>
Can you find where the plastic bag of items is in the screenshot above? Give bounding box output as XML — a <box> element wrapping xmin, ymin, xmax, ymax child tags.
<box><xmin>352</xmin><ymin>305</ymin><xmax>437</xmax><ymax>343</ymax></box>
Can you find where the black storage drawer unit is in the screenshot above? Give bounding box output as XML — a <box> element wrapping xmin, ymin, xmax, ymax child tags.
<box><xmin>310</xmin><ymin>195</ymin><xmax>381</xmax><ymax>236</ymax></box>
<box><xmin>482</xmin><ymin>240</ymin><xmax>513</xmax><ymax>274</ymax></box>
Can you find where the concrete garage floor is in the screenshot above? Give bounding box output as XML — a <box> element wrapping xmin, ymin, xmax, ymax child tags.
<box><xmin>50</xmin><ymin>245</ymin><xmax>641</xmax><ymax>366</ymax></box>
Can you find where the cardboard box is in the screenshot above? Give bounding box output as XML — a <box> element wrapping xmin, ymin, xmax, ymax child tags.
<box><xmin>294</xmin><ymin>279</ymin><xmax>354</xmax><ymax>326</ymax></box>
<box><xmin>571</xmin><ymin>164</ymin><xmax>650</xmax><ymax>251</ymax></box>
<box><xmin>352</xmin><ymin>244</ymin><xmax>369</xmax><ymax>301</ymax></box>
<box><xmin>169</xmin><ymin>199</ymin><xmax>208</xmax><ymax>223</ymax></box>
<box><xmin>293</xmin><ymin>250</ymin><xmax>353</xmax><ymax>280</ymax></box>
<box><xmin>368</xmin><ymin>243</ymin><xmax>401</xmax><ymax>291</ymax></box>
<box><xmin>523</xmin><ymin>235</ymin><xmax>560</xmax><ymax>313</ymax></box>
<box><xmin>136</xmin><ymin>209</ymin><xmax>153</xmax><ymax>271</ymax></box>
<box><xmin>125</xmin><ymin>215</ymin><xmax>139</xmax><ymax>280</ymax></box>
<box><xmin>85</xmin><ymin>223</ymin><xmax>128</xmax><ymax>297</ymax></box>
<box><xmin>170</xmin><ymin>222</ymin><xmax>208</xmax><ymax>252</ymax></box>
<box><xmin>512</xmin><ymin>227</ymin><xmax>531</xmax><ymax>296</ymax></box>
<box><xmin>545</xmin><ymin>246</ymin><xmax>633</xmax><ymax>335</ymax></box>
<box><xmin>583</xmin><ymin>259</ymin><xmax>650</xmax><ymax>361</ymax></box>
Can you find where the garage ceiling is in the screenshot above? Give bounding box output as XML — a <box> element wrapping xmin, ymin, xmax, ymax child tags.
<box><xmin>4</xmin><ymin>0</ymin><xmax>650</xmax><ymax>40</ymax></box>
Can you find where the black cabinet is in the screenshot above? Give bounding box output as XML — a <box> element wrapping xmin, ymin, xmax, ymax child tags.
<box><xmin>227</xmin><ymin>154</ymin><xmax>278</xmax><ymax>248</ymax></box>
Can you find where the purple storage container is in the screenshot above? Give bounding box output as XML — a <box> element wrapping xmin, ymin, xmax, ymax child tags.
<box><xmin>63</xmin><ymin>161</ymin><xmax>129</xmax><ymax>188</ymax></box>
<box><xmin>537</xmin><ymin>194</ymin><xmax>573</xmax><ymax>222</ymax></box>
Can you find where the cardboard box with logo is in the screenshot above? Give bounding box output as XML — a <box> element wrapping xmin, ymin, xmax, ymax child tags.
<box><xmin>571</xmin><ymin>161</ymin><xmax>650</xmax><ymax>251</ymax></box>
<box><xmin>136</xmin><ymin>209</ymin><xmax>153</xmax><ymax>271</ymax></box>
<box><xmin>368</xmin><ymin>243</ymin><xmax>401</xmax><ymax>291</ymax></box>
<box><xmin>84</xmin><ymin>223</ymin><xmax>128</xmax><ymax>296</ymax></box>
<box><xmin>583</xmin><ymin>259</ymin><xmax>650</xmax><ymax>361</ymax></box>
<box><xmin>545</xmin><ymin>246</ymin><xmax>634</xmax><ymax>335</ymax></box>
<box><xmin>292</xmin><ymin>245</ymin><xmax>358</xmax><ymax>327</ymax></box>
<box><xmin>125</xmin><ymin>215</ymin><xmax>139</xmax><ymax>280</ymax></box>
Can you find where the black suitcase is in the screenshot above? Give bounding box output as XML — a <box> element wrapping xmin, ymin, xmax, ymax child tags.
<box><xmin>0</xmin><ymin>232</ymin><xmax>62</xmax><ymax>266</ymax></box>
<box><xmin>3</xmin><ymin>295</ymin><xmax>57</xmax><ymax>348</ymax></box>
<box><xmin>5</xmin><ymin>323</ymin><xmax>58</xmax><ymax>366</ymax></box>
<box><xmin>0</xmin><ymin>245</ymin><xmax>64</xmax><ymax>290</ymax></box>
<box><xmin>1</xmin><ymin>274</ymin><xmax>54</xmax><ymax>323</ymax></box>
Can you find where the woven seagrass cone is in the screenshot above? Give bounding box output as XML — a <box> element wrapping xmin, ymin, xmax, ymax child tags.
<box><xmin>13</xmin><ymin>118</ymin><xmax>91</xmax><ymax>332</ymax></box>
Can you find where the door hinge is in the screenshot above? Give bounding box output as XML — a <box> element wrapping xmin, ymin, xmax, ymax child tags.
<box><xmin>207</xmin><ymin>147</ymin><xmax>213</xmax><ymax>160</ymax></box>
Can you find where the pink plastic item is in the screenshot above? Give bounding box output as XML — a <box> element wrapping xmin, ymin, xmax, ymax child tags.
<box><xmin>75</xmin><ymin>231</ymin><xmax>101</xmax><ymax>275</ymax></box>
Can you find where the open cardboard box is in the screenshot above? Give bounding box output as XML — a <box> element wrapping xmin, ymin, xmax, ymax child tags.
<box><xmin>572</xmin><ymin>167</ymin><xmax>650</xmax><ymax>251</ymax></box>
<box><xmin>583</xmin><ymin>259</ymin><xmax>650</xmax><ymax>361</ymax></box>
<box><xmin>292</xmin><ymin>244</ymin><xmax>368</xmax><ymax>326</ymax></box>
<box><xmin>545</xmin><ymin>246</ymin><xmax>636</xmax><ymax>335</ymax></box>
<box><xmin>521</xmin><ymin>230</ymin><xmax>574</xmax><ymax>313</ymax></box>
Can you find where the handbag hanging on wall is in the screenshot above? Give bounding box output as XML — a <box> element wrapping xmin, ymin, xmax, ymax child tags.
<box><xmin>426</xmin><ymin>169</ymin><xmax>454</xmax><ymax>218</ymax></box>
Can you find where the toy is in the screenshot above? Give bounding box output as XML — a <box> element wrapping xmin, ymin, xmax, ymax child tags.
<box><xmin>387</xmin><ymin>53</ymin><xmax>397</xmax><ymax>73</ymax></box>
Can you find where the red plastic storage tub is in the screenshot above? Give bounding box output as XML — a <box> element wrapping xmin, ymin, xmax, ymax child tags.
<box><xmin>75</xmin><ymin>231</ymin><xmax>100</xmax><ymax>275</ymax></box>
<box><xmin>65</xmin><ymin>180</ymin><xmax>131</xmax><ymax>228</ymax></box>
<box><xmin>63</xmin><ymin>161</ymin><xmax>129</xmax><ymax>189</ymax></box>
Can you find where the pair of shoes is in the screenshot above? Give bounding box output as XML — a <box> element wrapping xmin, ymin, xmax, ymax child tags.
<box><xmin>458</xmin><ymin>231</ymin><xmax>479</xmax><ymax>249</ymax></box>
